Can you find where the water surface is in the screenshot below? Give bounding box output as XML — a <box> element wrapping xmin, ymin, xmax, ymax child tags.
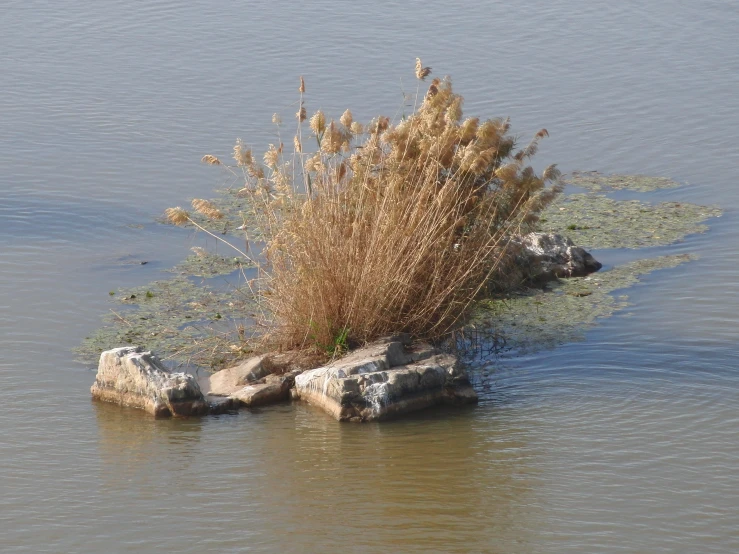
<box><xmin>2</xmin><ymin>1</ymin><xmax>738</xmax><ymax>552</ymax></box>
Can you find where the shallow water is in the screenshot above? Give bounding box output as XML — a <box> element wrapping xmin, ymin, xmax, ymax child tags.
<box><xmin>2</xmin><ymin>1</ymin><xmax>739</xmax><ymax>552</ymax></box>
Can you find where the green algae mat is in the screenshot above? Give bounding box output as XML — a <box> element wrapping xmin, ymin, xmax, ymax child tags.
<box><xmin>77</xmin><ymin>172</ymin><xmax>721</xmax><ymax>367</ymax></box>
<box><xmin>472</xmin><ymin>254</ymin><xmax>695</xmax><ymax>354</ymax></box>
<box><xmin>538</xmin><ymin>193</ymin><xmax>720</xmax><ymax>250</ymax></box>
<box><xmin>471</xmin><ymin>172</ymin><xmax>721</xmax><ymax>354</ymax></box>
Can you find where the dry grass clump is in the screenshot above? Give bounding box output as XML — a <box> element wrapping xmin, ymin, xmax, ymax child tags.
<box><xmin>170</xmin><ymin>61</ymin><xmax>561</xmax><ymax>355</ymax></box>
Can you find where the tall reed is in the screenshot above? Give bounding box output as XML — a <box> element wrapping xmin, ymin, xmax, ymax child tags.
<box><xmin>171</xmin><ymin>60</ymin><xmax>561</xmax><ymax>355</ymax></box>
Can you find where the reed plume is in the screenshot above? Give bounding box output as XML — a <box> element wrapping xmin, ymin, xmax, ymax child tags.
<box><xmin>165</xmin><ymin>207</ymin><xmax>189</xmax><ymax>225</ymax></box>
<box><xmin>201</xmin><ymin>155</ymin><xmax>221</xmax><ymax>165</ymax></box>
<box><xmin>232</xmin><ymin>60</ymin><xmax>560</xmax><ymax>352</ymax></box>
<box><xmin>191</xmin><ymin>199</ymin><xmax>223</xmax><ymax>220</ymax></box>
<box><xmin>178</xmin><ymin>59</ymin><xmax>560</xmax><ymax>356</ymax></box>
<box><xmin>415</xmin><ymin>57</ymin><xmax>432</xmax><ymax>80</ymax></box>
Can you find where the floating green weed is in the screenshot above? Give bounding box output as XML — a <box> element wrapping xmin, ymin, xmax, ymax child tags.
<box><xmin>158</xmin><ymin>187</ymin><xmax>261</xmax><ymax>238</ymax></box>
<box><xmin>567</xmin><ymin>171</ymin><xmax>681</xmax><ymax>192</ymax></box>
<box><xmin>473</xmin><ymin>254</ymin><xmax>695</xmax><ymax>354</ymax></box>
<box><xmin>463</xmin><ymin>172</ymin><xmax>721</xmax><ymax>356</ymax></box>
<box><xmin>539</xmin><ymin>193</ymin><xmax>721</xmax><ymax>249</ymax></box>
<box><xmin>167</xmin><ymin>250</ymin><xmax>252</xmax><ymax>279</ymax></box>
<box><xmin>75</xmin><ymin>276</ymin><xmax>258</xmax><ymax>369</ymax></box>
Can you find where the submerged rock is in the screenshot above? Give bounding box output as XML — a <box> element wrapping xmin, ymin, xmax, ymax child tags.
<box><xmin>293</xmin><ymin>339</ymin><xmax>477</xmax><ymax>422</ymax></box>
<box><xmin>514</xmin><ymin>232</ymin><xmax>602</xmax><ymax>282</ymax></box>
<box><xmin>91</xmin><ymin>346</ymin><xmax>208</xmax><ymax>417</ymax></box>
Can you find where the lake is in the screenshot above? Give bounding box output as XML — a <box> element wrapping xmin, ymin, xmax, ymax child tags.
<box><xmin>2</xmin><ymin>1</ymin><xmax>738</xmax><ymax>552</ymax></box>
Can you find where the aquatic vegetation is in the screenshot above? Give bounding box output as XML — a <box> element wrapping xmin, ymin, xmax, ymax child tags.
<box><xmin>79</xmin><ymin>64</ymin><xmax>723</xmax><ymax>369</ymax></box>
<box><xmin>462</xmin><ymin>172</ymin><xmax>721</xmax><ymax>356</ymax></box>
<box><xmin>566</xmin><ymin>171</ymin><xmax>681</xmax><ymax>192</ymax></box>
<box><xmin>166</xmin><ymin>248</ymin><xmax>253</xmax><ymax>279</ymax></box>
<box><xmin>539</xmin><ymin>193</ymin><xmax>721</xmax><ymax>249</ymax></box>
<box><xmin>469</xmin><ymin>254</ymin><xmax>695</xmax><ymax>355</ymax></box>
<box><xmin>169</xmin><ymin>59</ymin><xmax>562</xmax><ymax>353</ymax></box>
<box><xmin>76</xmin><ymin>276</ymin><xmax>259</xmax><ymax>369</ymax></box>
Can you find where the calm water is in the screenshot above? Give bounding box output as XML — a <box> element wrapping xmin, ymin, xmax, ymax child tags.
<box><xmin>2</xmin><ymin>1</ymin><xmax>738</xmax><ymax>552</ymax></box>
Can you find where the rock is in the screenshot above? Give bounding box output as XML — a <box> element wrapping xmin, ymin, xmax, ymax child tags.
<box><xmin>225</xmin><ymin>369</ymin><xmax>301</xmax><ymax>408</ymax></box>
<box><xmin>293</xmin><ymin>340</ymin><xmax>477</xmax><ymax>422</ymax></box>
<box><xmin>91</xmin><ymin>346</ymin><xmax>208</xmax><ymax>417</ymax></box>
<box><xmin>204</xmin><ymin>354</ymin><xmax>274</xmax><ymax>396</ymax></box>
<box><xmin>205</xmin><ymin>395</ymin><xmax>240</xmax><ymax>415</ymax></box>
<box><xmin>514</xmin><ymin>232</ymin><xmax>602</xmax><ymax>282</ymax></box>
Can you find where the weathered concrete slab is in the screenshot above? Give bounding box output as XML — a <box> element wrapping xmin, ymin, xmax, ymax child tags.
<box><xmin>91</xmin><ymin>346</ymin><xmax>208</xmax><ymax>417</ymax></box>
<box><xmin>293</xmin><ymin>340</ymin><xmax>477</xmax><ymax>422</ymax></box>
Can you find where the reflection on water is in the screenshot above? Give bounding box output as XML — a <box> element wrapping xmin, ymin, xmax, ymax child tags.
<box><xmin>281</xmin><ymin>405</ymin><xmax>537</xmax><ymax>553</ymax></box>
<box><xmin>87</xmin><ymin>401</ymin><xmax>538</xmax><ymax>553</ymax></box>
<box><xmin>2</xmin><ymin>0</ymin><xmax>739</xmax><ymax>551</ymax></box>
<box><xmin>93</xmin><ymin>402</ymin><xmax>204</xmax><ymax>490</ymax></box>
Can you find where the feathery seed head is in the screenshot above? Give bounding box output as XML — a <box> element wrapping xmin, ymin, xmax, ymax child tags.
<box><xmin>293</xmin><ymin>135</ymin><xmax>302</xmax><ymax>153</ymax></box>
<box><xmin>321</xmin><ymin>120</ymin><xmax>344</xmax><ymax>154</ymax></box>
<box><xmin>415</xmin><ymin>57</ymin><xmax>432</xmax><ymax>80</ymax></box>
<box><xmin>296</xmin><ymin>105</ymin><xmax>307</xmax><ymax>122</ymax></box>
<box><xmin>445</xmin><ymin>96</ymin><xmax>463</xmax><ymax>124</ymax></box>
<box><xmin>309</xmin><ymin>110</ymin><xmax>326</xmax><ymax>135</ymax></box>
<box><xmin>340</xmin><ymin>109</ymin><xmax>353</xmax><ymax>128</ymax></box>
<box><xmin>191</xmin><ymin>199</ymin><xmax>224</xmax><ymax>220</ymax></box>
<box><xmin>165</xmin><ymin>207</ymin><xmax>190</xmax><ymax>225</ymax></box>
<box><xmin>264</xmin><ymin>144</ymin><xmax>280</xmax><ymax>169</ymax></box>
<box><xmin>350</xmin><ymin>121</ymin><xmax>364</xmax><ymax>135</ymax></box>
<box><xmin>495</xmin><ymin>163</ymin><xmax>519</xmax><ymax>182</ymax></box>
<box><xmin>271</xmin><ymin>169</ymin><xmax>290</xmax><ymax>192</ymax></box>
<box><xmin>299</xmin><ymin>76</ymin><xmax>305</xmax><ymax>94</ymax></box>
<box><xmin>476</xmin><ymin>120</ymin><xmax>499</xmax><ymax>141</ymax></box>
<box><xmin>305</xmin><ymin>153</ymin><xmax>323</xmax><ymax>173</ymax></box>
<box><xmin>469</xmin><ymin>147</ymin><xmax>497</xmax><ymax>175</ymax></box>
<box><xmin>542</xmin><ymin>164</ymin><xmax>561</xmax><ymax>182</ymax></box>
<box><xmin>201</xmin><ymin>154</ymin><xmax>221</xmax><ymax>165</ymax></box>
<box><xmin>370</xmin><ymin>116</ymin><xmax>390</xmax><ymax>134</ymax></box>
<box><xmin>272</xmin><ymin>113</ymin><xmax>282</xmax><ymax>126</ymax></box>
<box><xmin>248</xmin><ymin>164</ymin><xmax>265</xmax><ymax>179</ymax></box>
<box><xmin>233</xmin><ymin>138</ymin><xmax>252</xmax><ymax>166</ymax></box>
<box><xmin>459</xmin><ymin>117</ymin><xmax>479</xmax><ymax>144</ymax></box>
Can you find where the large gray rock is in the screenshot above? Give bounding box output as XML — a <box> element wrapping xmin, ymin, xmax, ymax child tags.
<box><xmin>514</xmin><ymin>232</ymin><xmax>602</xmax><ymax>282</ymax></box>
<box><xmin>293</xmin><ymin>340</ymin><xmax>477</xmax><ymax>422</ymax></box>
<box><xmin>91</xmin><ymin>346</ymin><xmax>208</xmax><ymax>417</ymax></box>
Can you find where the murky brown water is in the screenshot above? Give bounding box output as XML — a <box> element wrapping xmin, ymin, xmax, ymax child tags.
<box><xmin>2</xmin><ymin>1</ymin><xmax>739</xmax><ymax>552</ymax></box>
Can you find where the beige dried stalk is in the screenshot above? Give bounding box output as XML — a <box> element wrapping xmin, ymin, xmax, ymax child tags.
<box><xmin>179</xmin><ymin>59</ymin><xmax>560</xmax><ymax>357</ymax></box>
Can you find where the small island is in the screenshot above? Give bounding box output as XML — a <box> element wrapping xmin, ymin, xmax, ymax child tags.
<box><xmin>84</xmin><ymin>62</ymin><xmax>721</xmax><ymax>422</ymax></box>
